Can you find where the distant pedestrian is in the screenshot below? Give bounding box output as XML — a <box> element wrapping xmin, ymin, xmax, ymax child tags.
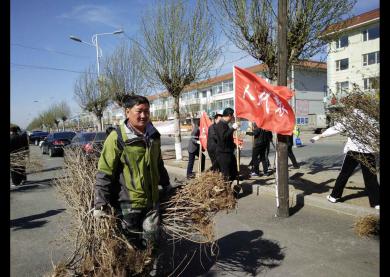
<box><xmin>288</xmin><ymin>135</ymin><xmax>300</xmax><ymax>168</ymax></box>
<box><xmin>10</xmin><ymin>125</ymin><xmax>28</xmax><ymax>186</ymax></box>
<box><xmin>311</xmin><ymin>109</ymin><xmax>379</xmax><ymax>209</ymax></box>
<box><xmin>186</xmin><ymin>120</ymin><xmax>205</xmax><ymax>179</ymax></box>
<box><xmin>207</xmin><ymin>113</ymin><xmax>222</xmax><ymax>171</ymax></box>
<box><xmin>247</xmin><ymin>123</ymin><xmax>273</xmax><ymax>176</ymax></box>
<box><xmin>214</xmin><ymin>108</ymin><xmax>239</xmax><ymax>187</ymax></box>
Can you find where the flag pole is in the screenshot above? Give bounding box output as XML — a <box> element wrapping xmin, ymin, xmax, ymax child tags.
<box><xmin>233</xmin><ymin>66</ymin><xmax>240</xmax><ymax>192</ymax></box>
<box><xmin>197</xmin><ymin>112</ymin><xmax>203</xmax><ymax>176</ymax></box>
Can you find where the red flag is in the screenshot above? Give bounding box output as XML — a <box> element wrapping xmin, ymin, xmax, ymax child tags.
<box><xmin>199</xmin><ymin>112</ymin><xmax>212</xmax><ymax>150</ymax></box>
<box><xmin>233</xmin><ymin>66</ymin><xmax>296</xmax><ymax>135</ymax></box>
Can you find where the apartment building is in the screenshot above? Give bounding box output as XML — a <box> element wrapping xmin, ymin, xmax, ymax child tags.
<box><xmin>324</xmin><ymin>9</ymin><xmax>379</xmax><ymax>99</ymax></box>
<box><xmin>148</xmin><ymin>60</ymin><xmax>327</xmax><ymax>127</ymax></box>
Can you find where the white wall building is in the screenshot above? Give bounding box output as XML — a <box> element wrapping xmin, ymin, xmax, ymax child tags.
<box><xmin>324</xmin><ymin>9</ymin><xmax>379</xmax><ymax>98</ymax></box>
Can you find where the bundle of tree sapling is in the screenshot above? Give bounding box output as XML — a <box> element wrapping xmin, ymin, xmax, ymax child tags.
<box><xmin>160</xmin><ymin>170</ymin><xmax>236</xmax><ymax>244</ymax></box>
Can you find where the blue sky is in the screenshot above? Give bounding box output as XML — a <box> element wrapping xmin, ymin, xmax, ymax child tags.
<box><xmin>11</xmin><ymin>0</ymin><xmax>379</xmax><ymax>128</ymax></box>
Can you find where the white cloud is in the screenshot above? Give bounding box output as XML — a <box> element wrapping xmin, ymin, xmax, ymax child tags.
<box><xmin>58</xmin><ymin>4</ymin><xmax>122</xmax><ymax>29</ymax></box>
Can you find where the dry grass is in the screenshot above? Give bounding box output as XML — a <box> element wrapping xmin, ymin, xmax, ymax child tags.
<box><xmin>10</xmin><ymin>148</ymin><xmax>43</xmax><ymax>173</ymax></box>
<box><xmin>48</xmin><ymin>148</ymin><xmax>153</xmax><ymax>277</ymax></box>
<box><xmin>354</xmin><ymin>214</ymin><xmax>379</xmax><ymax>238</ymax></box>
<box><xmin>161</xmin><ymin>170</ymin><xmax>236</xmax><ymax>244</ymax></box>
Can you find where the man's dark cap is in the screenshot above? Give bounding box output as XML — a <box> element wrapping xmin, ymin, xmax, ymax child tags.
<box><xmin>214</xmin><ymin>113</ymin><xmax>222</xmax><ymax>119</ymax></box>
<box><xmin>222</xmin><ymin>107</ymin><xmax>234</xmax><ymax>116</ymax></box>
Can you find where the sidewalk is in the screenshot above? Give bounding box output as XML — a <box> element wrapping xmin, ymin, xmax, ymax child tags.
<box><xmin>162</xmin><ymin>145</ymin><xmax>379</xmax><ymax>217</ymax></box>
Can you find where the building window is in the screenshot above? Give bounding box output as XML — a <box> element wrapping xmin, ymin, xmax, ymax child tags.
<box><xmin>363</xmin><ymin>77</ymin><xmax>379</xmax><ymax>90</ymax></box>
<box><xmin>223</xmin><ymin>98</ymin><xmax>234</xmax><ymax>108</ymax></box>
<box><xmin>211</xmin><ymin>84</ymin><xmax>222</xmax><ymax>96</ymax></box>
<box><xmin>336</xmin><ymin>81</ymin><xmax>349</xmax><ymax>93</ymax></box>
<box><xmin>296</xmin><ymin>117</ymin><xmax>308</xmax><ymax>125</ymax></box>
<box><xmin>362</xmin><ymin>51</ymin><xmax>380</xmax><ymax>66</ymax></box>
<box><xmin>363</xmin><ymin>25</ymin><xmax>379</xmax><ymax>41</ymax></box>
<box><xmin>222</xmin><ymin>80</ymin><xmax>233</xmax><ymax>92</ymax></box>
<box><xmin>201</xmin><ymin>90</ymin><xmax>207</xmax><ymax>98</ymax></box>
<box><xmin>336</xmin><ymin>58</ymin><xmax>349</xmax><ymax>71</ymax></box>
<box><xmin>336</xmin><ymin>35</ymin><xmax>348</xmax><ymax>48</ymax></box>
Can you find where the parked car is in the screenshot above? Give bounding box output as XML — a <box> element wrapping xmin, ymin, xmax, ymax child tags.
<box><xmin>64</xmin><ymin>131</ymin><xmax>108</xmax><ymax>159</ymax></box>
<box><xmin>29</xmin><ymin>130</ymin><xmax>49</xmax><ymax>146</ymax></box>
<box><xmin>41</xmin><ymin>131</ymin><xmax>76</xmax><ymax>157</ymax></box>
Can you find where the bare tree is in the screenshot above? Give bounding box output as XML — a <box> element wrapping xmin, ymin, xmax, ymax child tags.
<box><xmin>209</xmin><ymin>0</ymin><xmax>356</xmax><ymax>80</ymax></box>
<box><xmin>101</xmin><ymin>42</ymin><xmax>148</xmax><ymax>107</ymax></box>
<box><xmin>141</xmin><ymin>0</ymin><xmax>221</xmax><ymax>160</ymax></box>
<box><xmin>74</xmin><ymin>67</ymin><xmax>110</xmax><ymax>131</ymax></box>
<box><xmin>39</xmin><ymin>110</ymin><xmax>55</xmax><ymax>132</ymax></box>
<box><xmin>55</xmin><ymin>101</ymin><xmax>71</xmax><ymax>131</ymax></box>
<box><xmin>27</xmin><ymin>117</ymin><xmax>44</xmax><ymax>131</ymax></box>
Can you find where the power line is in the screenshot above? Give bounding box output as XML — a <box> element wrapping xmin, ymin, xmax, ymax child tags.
<box><xmin>11</xmin><ymin>43</ymin><xmax>93</xmax><ymax>59</ymax></box>
<box><xmin>11</xmin><ymin>62</ymin><xmax>96</xmax><ymax>74</ymax></box>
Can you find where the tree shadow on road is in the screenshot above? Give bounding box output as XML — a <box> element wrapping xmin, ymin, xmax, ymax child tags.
<box><xmin>212</xmin><ymin>230</ymin><xmax>285</xmax><ymax>276</ymax></box>
<box><xmin>304</xmin><ymin>154</ymin><xmax>345</xmax><ymax>174</ymax></box>
<box><xmin>10</xmin><ymin>209</ymin><xmax>65</xmax><ymax>231</ymax></box>
<box><xmin>28</xmin><ymin>166</ymin><xmax>64</xmax><ymax>174</ymax></box>
<box><xmin>289</xmin><ymin>172</ymin><xmax>336</xmax><ymax>197</ymax></box>
<box><xmin>11</xmin><ymin>176</ymin><xmax>69</xmax><ymax>192</ymax></box>
<box><xmin>158</xmin><ymin>230</ymin><xmax>284</xmax><ymax>276</ymax></box>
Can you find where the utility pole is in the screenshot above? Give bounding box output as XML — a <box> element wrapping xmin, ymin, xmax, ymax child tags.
<box><xmin>276</xmin><ymin>0</ymin><xmax>289</xmax><ymax>217</ymax></box>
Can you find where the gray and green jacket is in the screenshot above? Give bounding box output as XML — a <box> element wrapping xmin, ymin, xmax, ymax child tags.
<box><xmin>94</xmin><ymin>120</ymin><xmax>170</xmax><ymax>210</ymax></box>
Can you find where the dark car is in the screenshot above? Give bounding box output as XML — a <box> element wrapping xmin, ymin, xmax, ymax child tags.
<box><xmin>29</xmin><ymin>130</ymin><xmax>49</xmax><ymax>145</ymax></box>
<box><xmin>65</xmin><ymin>131</ymin><xmax>108</xmax><ymax>158</ymax></box>
<box><xmin>41</xmin><ymin>131</ymin><xmax>76</xmax><ymax>157</ymax></box>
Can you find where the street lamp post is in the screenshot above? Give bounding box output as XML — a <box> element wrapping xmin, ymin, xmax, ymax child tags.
<box><xmin>70</xmin><ymin>29</ymin><xmax>124</xmax><ymax>130</ymax></box>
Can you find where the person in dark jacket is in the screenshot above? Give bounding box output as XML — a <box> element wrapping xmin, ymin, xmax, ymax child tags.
<box><xmin>288</xmin><ymin>135</ymin><xmax>300</xmax><ymax>168</ymax></box>
<box><xmin>247</xmin><ymin>123</ymin><xmax>273</xmax><ymax>176</ymax></box>
<box><xmin>93</xmin><ymin>95</ymin><xmax>171</xmax><ymax>254</ymax></box>
<box><xmin>207</xmin><ymin>113</ymin><xmax>222</xmax><ymax>171</ymax></box>
<box><xmin>10</xmin><ymin>125</ymin><xmax>29</xmax><ymax>186</ymax></box>
<box><xmin>186</xmin><ymin>120</ymin><xmax>205</xmax><ymax>179</ymax></box>
<box><xmin>214</xmin><ymin>108</ymin><xmax>239</xmax><ymax>183</ymax></box>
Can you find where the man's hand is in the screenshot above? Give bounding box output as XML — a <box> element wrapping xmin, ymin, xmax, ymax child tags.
<box><xmin>232</xmin><ymin>123</ymin><xmax>239</xmax><ymax>130</ymax></box>
<box><xmin>196</xmin><ymin>140</ymin><xmax>201</xmax><ymax>144</ymax></box>
<box><xmin>310</xmin><ymin>135</ymin><xmax>321</xmax><ymax>143</ymax></box>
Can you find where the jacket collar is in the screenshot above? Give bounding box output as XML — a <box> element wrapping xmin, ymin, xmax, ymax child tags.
<box><xmin>123</xmin><ymin>119</ymin><xmax>160</xmax><ymax>140</ymax></box>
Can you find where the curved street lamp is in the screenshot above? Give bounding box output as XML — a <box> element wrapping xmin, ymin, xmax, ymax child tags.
<box><xmin>70</xmin><ymin>29</ymin><xmax>124</xmax><ymax>131</ymax></box>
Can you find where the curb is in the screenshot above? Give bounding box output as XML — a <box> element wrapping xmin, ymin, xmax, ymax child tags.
<box><xmin>253</xmin><ymin>183</ymin><xmax>379</xmax><ymax>217</ymax></box>
<box><xmin>164</xmin><ymin>164</ymin><xmax>379</xmax><ymax>217</ymax></box>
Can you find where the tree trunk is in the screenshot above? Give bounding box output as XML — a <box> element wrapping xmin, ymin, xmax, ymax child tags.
<box><xmin>173</xmin><ymin>96</ymin><xmax>183</xmax><ymax>160</ymax></box>
<box><xmin>63</xmin><ymin>121</ymin><xmax>66</xmax><ymax>131</ymax></box>
<box><xmin>276</xmin><ymin>0</ymin><xmax>289</xmax><ymax>217</ymax></box>
<box><xmin>97</xmin><ymin>116</ymin><xmax>103</xmax><ymax>131</ymax></box>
